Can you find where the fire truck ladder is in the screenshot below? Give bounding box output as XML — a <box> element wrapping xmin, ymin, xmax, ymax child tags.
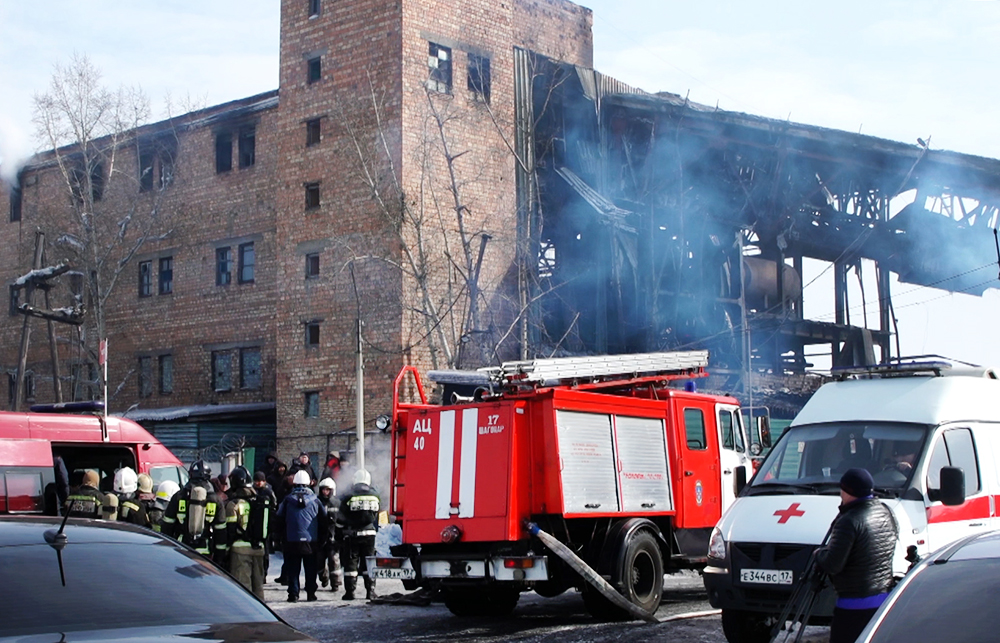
<box><xmin>480</xmin><ymin>350</ymin><xmax>709</xmax><ymax>388</ymax></box>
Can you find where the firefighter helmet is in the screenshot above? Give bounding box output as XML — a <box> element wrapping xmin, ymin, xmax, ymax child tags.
<box><xmin>137</xmin><ymin>473</ymin><xmax>154</xmax><ymax>494</ymax></box>
<box><xmin>188</xmin><ymin>460</ymin><xmax>211</xmax><ymax>481</ymax></box>
<box><xmin>113</xmin><ymin>467</ymin><xmax>138</xmax><ymax>494</ymax></box>
<box><xmin>353</xmin><ymin>469</ymin><xmax>371</xmax><ymax>486</ymax></box>
<box><xmin>228</xmin><ymin>466</ymin><xmax>251</xmax><ymax>490</ymax></box>
<box><xmin>155</xmin><ymin>480</ymin><xmax>180</xmax><ymax>502</ymax></box>
<box><xmin>318</xmin><ymin>477</ymin><xmax>336</xmax><ymax>494</ymax></box>
<box><xmin>292</xmin><ymin>470</ymin><xmax>311</xmax><ymax>486</ymax></box>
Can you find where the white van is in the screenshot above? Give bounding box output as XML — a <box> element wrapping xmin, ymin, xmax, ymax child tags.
<box><xmin>703</xmin><ymin>362</ymin><xmax>1000</xmax><ymax>643</ymax></box>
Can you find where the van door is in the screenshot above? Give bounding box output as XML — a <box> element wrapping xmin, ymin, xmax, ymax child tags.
<box><xmin>924</xmin><ymin>426</ymin><xmax>993</xmax><ymax>550</ymax></box>
<box><xmin>716</xmin><ymin>404</ymin><xmax>750</xmax><ymax>511</ymax></box>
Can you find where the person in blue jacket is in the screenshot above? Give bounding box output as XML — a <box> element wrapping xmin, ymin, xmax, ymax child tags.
<box><xmin>276</xmin><ymin>469</ymin><xmax>326</xmax><ymax>602</ymax></box>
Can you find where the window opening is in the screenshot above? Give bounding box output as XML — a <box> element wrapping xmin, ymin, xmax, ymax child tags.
<box><xmin>305</xmin><ymin>253</ymin><xmax>320</xmax><ymax>278</ymax></box>
<box><xmin>216</xmin><ymin>247</ymin><xmax>232</xmax><ymax>286</ymax></box>
<box><xmin>428</xmin><ymin>43</ymin><xmax>452</xmax><ymax>93</ymax></box>
<box><xmin>305</xmin><ymin>321</ymin><xmax>320</xmax><ymax>347</ymax></box>
<box><xmin>467</xmin><ymin>53</ymin><xmax>491</xmax><ymax>103</ymax></box>
<box><xmin>306</xmin><ymin>118</ymin><xmax>321</xmax><ymax>146</ymax></box>
<box><xmin>159</xmin><ymin>354</ymin><xmax>173</xmax><ymax>395</ymax></box>
<box><xmin>309</xmin><ymin>0</ymin><xmax>321</xmax><ymax>17</ymax></box>
<box><xmin>138</xmin><ymin>356</ymin><xmax>153</xmax><ymax>398</ymax></box>
<box><xmin>305</xmin><ymin>182</ymin><xmax>320</xmax><ymax>210</ymax></box>
<box><xmin>304</xmin><ymin>391</ymin><xmax>320</xmax><ymax>417</ymax></box>
<box><xmin>240</xmin><ymin>347</ymin><xmax>262</xmax><ymax>390</ymax></box>
<box><xmin>238</xmin><ymin>126</ymin><xmax>256</xmax><ymax>169</ymax></box>
<box><xmin>158</xmin><ymin>256</ymin><xmax>173</xmax><ymax>295</ymax></box>
<box><xmin>138</xmin><ymin>260</ymin><xmax>152</xmax><ymax>297</ymax></box>
<box><xmin>238</xmin><ymin>242</ymin><xmax>255</xmax><ymax>283</ymax></box>
<box><xmin>307</xmin><ymin>57</ymin><xmax>322</xmax><ymax>84</ymax></box>
<box><xmin>212</xmin><ymin>351</ymin><xmax>232</xmax><ymax>392</ymax></box>
<box><xmin>215</xmin><ymin>132</ymin><xmax>233</xmax><ymax>173</ymax></box>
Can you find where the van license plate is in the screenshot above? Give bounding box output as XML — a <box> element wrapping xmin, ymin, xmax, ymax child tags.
<box><xmin>740</xmin><ymin>569</ymin><xmax>793</xmax><ymax>585</ymax></box>
<box><xmin>372</xmin><ymin>568</ymin><xmax>416</xmax><ymax>580</ymax></box>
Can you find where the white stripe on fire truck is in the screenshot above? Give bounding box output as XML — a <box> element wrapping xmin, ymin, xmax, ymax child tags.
<box><xmin>458</xmin><ymin>407</ymin><xmax>479</xmax><ymax>518</ymax></box>
<box><xmin>435</xmin><ymin>410</ymin><xmax>456</xmax><ymax>519</ymax></box>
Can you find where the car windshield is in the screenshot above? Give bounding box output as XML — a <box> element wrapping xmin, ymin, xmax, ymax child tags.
<box><xmin>0</xmin><ymin>539</ymin><xmax>275</xmax><ymax>637</ymax></box>
<box><xmin>747</xmin><ymin>422</ymin><xmax>928</xmax><ymax>495</ymax></box>
<box><xmin>867</xmin><ymin>557</ymin><xmax>1000</xmax><ymax>642</ymax></box>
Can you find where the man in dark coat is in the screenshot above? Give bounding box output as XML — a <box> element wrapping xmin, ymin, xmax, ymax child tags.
<box><xmin>65</xmin><ymin>470</ymin><xmax>104</xmax><ymax>518</ymax></box>
<box><xmin>276</xmin><ymin>470</ymin><xmax>325</xmax><ymax>602</ymax></box>
<box><xmin>816</xmin><ymin>468</ymin><xmax>898</xmax><ymax>643</ymax></box>
<box><xmin>338</xmin><ymin>469</ymin><xmax>381</xmax><ymax>600</ymax></box>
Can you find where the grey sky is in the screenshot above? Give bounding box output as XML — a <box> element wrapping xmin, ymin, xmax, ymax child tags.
<box><xmin>1</xmin><ymin>0</ymin><xmax>997</xmax><ymax>368</ymax></box>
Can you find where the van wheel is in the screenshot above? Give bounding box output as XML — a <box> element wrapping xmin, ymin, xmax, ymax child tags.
<box><xmin>583</xmin><ymin>529</ymin><xmax>663</xmax><ymax>620</ymax></box>
<box><xmin>444</xmin><ymin>588</ymin><xmax>519</xmax><ymax>617</ymax></box>
<box><xmin>721</xmin><ymin>609</ymin><xmax>776</xmax><ymax>643</ymax></box>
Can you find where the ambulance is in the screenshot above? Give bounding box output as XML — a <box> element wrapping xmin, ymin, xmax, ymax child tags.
<box><xmin>703</xmin><ymin>360</ymin><xmax>1000</xmax><ymax>643</ymax></box>
<box><xmin>0</xmin><ymin>402</ymin><xmax>186</xmax><ymax>515</ymax></box>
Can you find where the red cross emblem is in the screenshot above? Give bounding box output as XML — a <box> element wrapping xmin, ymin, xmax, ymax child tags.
<box><xmin>774</xmin><ymin>502</ymin><xmax>806</xmax><ymax>524</ymax></box>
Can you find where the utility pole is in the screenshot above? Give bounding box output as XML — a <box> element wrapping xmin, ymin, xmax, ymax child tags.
<box><xmin>356</xmin><ymin>318</ymin><xmax>365</xmax><ymax>472</ymax></box>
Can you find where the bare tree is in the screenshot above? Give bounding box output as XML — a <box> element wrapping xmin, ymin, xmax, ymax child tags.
<box><xmin>29</xmin><ymin>53</ymin><xmax>174</xmax><ymax>401</ymax></box>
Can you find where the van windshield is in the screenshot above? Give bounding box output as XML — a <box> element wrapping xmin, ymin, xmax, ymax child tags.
<box><xmin>748</xmin><ymin>422</ymin><xmax>929</xmax><ymax>496</ymax></box>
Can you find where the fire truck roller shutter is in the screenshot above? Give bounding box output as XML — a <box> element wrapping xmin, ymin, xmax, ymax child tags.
<box><xmin>583</xmin><ymin>518</ymin><xmax>667</xmax><ymax>620</ymax></box>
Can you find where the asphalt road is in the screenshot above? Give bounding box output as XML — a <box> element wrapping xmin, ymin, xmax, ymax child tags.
<box><xmin>264</xmin><ymin>560</ymin><xmax>830</xmax><ymax>643</ymax></box>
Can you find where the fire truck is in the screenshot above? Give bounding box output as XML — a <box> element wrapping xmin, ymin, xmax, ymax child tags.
<box><xmin>370</xmin><ymin>351</ymin><xmax>752</xmax><ymax>619</ymax></box>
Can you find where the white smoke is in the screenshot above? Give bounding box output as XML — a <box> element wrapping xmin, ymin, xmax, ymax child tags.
<box><xmin>0</xmin><ymin>112</ymin><xmax>32</xmax><ymax>183</ymax></box>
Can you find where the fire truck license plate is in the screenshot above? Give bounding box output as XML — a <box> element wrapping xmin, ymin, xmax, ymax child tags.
<box><xmin>740</xmin><ymin>569</ymin><xmax>793</xmax><ymax>585</ymax></box>
<box><xmin>372</xmin><ymin>568</ymin><xmax>416</xmax><ymax>580</ymax></box>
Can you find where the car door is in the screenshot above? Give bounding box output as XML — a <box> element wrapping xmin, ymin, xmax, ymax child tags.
<box><xmin>924</xmin><ymin>426</ymin><xmax>992</xmax><ymax>551</ymax></box>
<box><xmin>716</xmin><ymin>404</ymin><xmax>750</xmax><ymax>511</ymax></box>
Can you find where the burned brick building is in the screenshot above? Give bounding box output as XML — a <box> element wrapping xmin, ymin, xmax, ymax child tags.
<box><xmin>2</xmin><ymin>0</ymin><xmax>999</xmax><ymax>465</ymax></box>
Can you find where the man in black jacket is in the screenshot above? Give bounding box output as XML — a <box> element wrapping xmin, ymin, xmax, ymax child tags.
<box><xmin>816</xmin><ymin>468</ymin><xmax>897</xmax><ymax>643</ymax></box>
<box><xmin>339</xmin><ymin>469</ymin><xmax>381</xmax><ymax>600</ymax></box>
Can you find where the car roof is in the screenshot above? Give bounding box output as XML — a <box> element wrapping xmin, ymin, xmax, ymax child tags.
<box><xmin>931</xmin><ymin>529</ymin><xmax>1000</xmax><ymax>563</ymax></box>
<box><xmin>0</xmin><ymin>516</ymin><xmax>167</xmax><ymax>547</ymax></box>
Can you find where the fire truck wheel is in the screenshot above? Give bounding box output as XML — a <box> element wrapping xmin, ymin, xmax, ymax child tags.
<box><xmin>720</xmin><ymin>609</ymin><xmax>776</xmax><ymax>643</ymax></box>
<box><xmin>619</xmin><ymin>530</ymin><xmax>663</xmax><ymax>613</ymax></box>
<box><xmin>444</xmin><ymin>588</ymin><xmax>520</xmax><ymax>617</ymax></box>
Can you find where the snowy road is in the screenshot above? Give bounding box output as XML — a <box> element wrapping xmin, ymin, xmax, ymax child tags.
<box><xmin>263</xmin><ymin>559</ymin><xmax>829</xmax><ymax>643</ymax></box>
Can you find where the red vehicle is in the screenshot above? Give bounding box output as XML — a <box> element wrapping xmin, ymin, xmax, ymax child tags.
<box><xmin>371</xmin><ymin>351</ymin><xmax>752</xmax><ymax>618</ymax></box>
<box><xmin>0</xmin><ymin>403</ymin><xmax>185</xmax><ymax>515</ymax></box>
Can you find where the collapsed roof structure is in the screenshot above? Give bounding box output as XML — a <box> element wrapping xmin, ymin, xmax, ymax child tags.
<box><xmin>515</xmin><ymin>52</ymin><xmax>1000</xmax><ymax>412</ymax></box>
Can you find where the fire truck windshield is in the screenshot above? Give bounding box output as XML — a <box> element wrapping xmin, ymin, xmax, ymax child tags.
<box><xmin>747</xmin><ymin>422</ymin><xmax>929</xmax><ymax>496</ymax></box>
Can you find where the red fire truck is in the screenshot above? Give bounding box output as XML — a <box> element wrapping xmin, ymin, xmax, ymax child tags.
<box><xmin>0</xmin><ymin>402</ymin><xmax>185</xmax><ymax>515</ymax></box>
<box><xmin>370</xmin><ymin>351</ymin><xmax>752</xmax><ymax>619</ymax></box>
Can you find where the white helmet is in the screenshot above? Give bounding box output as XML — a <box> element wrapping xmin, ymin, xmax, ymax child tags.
<box><xmin>353</xmin><ymin>469</ymin><xmax>371</xmax><ymax>486</ymax></box>
<box><xmin>293</xmin><ymin>470</ymin><xmax>311</xmax><ymax>486</ymax></box>
<box><xmin>318</xmin><ymin>477</ymin><xmax>336</xmax><ymax>493</ymax></box>
<box><xmin>155</xmin><ymin>480</ymin><xmax>181</xmax><ymax>502</ymax></box>
<box><xmin>113</xmin><ymin>467</ymin><xmax>138</xmax><ymax>494</ymax></box>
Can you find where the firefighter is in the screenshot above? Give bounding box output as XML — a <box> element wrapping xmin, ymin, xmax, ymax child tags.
<box><xmin>150</xmin><ymin>480</ymin><xmax>180</xmax><ymax>531</ymax></box>
<box><xmin>225</xmin><ymin>466</ymin><xmax>272</xmax><ymax>600</ymax></box>
<box><xmin>338</xmin><ymin>468</ymin><xmax>381</xmax><ymax>600</ymax></box>
<box><xmin>65</xmin><ymin>470</ymin><xmax>104</xmax><ymax>518</ymax></box>
<box><xmin>316</xmin><ymin>477</ymin><xmax>343</xmax><ymax>591</ymax></box>
<box><xmin>160</xmin><ymin>460</ymin><xmax>229</xmax><ymax>564</ymax></box>
<box><xmin>252</xmin><ymin>471</ymin><xmax>277</xmax><ymax>575</ymax></box>
<box><xmin>277</xmin><ymin>469</ymin><xmax>325</xmax><ymax>602</ymax></box>
<box><xmin>136</xmin><ymin>473</ymin><xmax>157</xmax><ymax>518</ymax></box>
<box><xmin>112</xmin><ymin>467</ymin><xmax>148</xmax><ymax>527</ymax></box>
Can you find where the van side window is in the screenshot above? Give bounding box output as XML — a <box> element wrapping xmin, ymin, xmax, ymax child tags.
<box><xmin>926</xmin><ymin>429</ymin><xmax>981</xmax><ymax>496</ymax></box>
<box><xmin>684</xmin><ymin>408</ymin><xmax>707</xmax><ymax>450</ymax></box>
<box><xmin>5</xmin><ymin>470</ymin><xmax>45</xmax><ymax>513</ymax></box>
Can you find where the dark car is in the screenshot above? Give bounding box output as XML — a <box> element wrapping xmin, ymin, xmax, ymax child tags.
<box><xmin>857</xmin><ymin>529</ymin><xmax>1000</xmax><ymax>643</ymax></box>
<box><xmin>0</xmin><ymin>516</ymin><xmax>315</xmax><ymax>642</ymax></box>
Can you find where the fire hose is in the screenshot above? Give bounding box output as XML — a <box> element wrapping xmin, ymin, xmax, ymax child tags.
<box><xmin>526</xmin><ymin>522</ymin><xmax>660</xmax><ymax>624</ymax></box>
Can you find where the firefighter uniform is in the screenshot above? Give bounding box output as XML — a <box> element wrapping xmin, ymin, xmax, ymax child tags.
<box><xmin>65</xmin><ymin>471</ymin><xmax>104</xmax><ymax>519</ymax></box>
<box><xmin>338</xmin><ymin>469</ymin><xmax>381</xmax><ymax>600</ymax></box>
<box><xmin>160</xmin><ymin>461</ymin><xmax>228</xmax><ymax>562</ymax></box>
<box><xmin>317</xmin><ymin>477</ymin><xmax>343</xmax><ymax>591</ymax></box>
<box><xmin>225</xmin><ymin>467</ymin><xmax>271</xmax><ymax>600</ymax></box>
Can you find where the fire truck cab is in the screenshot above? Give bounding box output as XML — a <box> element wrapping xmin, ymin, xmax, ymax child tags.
<box><xmin>373</xmin><ymin>351</ymin><xmax>751</xmax><ymax>618</ymax></box>
<box><xmin>0</xmin><ymin>403</ymin><xmax>185</xmax><ymax>515</ymax></box>
<box><xmin>705</xmin><ymin>360</ymin><xmax>1000</xmax><ymax>643</ymax></box>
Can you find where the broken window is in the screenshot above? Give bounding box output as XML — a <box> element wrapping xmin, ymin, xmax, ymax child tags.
<box><xmin>212</xmin><ymin>351</ymin><xmax>232</xmax><ymax>392</ymax></box>
<box><xmin>240</xmin><ymin>347</ymin><xmax>262</xmax><ymax>390</ymax></box>
<box><xmin>308</xmin><ymin>0</ymin><xmax>321</xmax><ymax>17</ymax></box>
<box><xmin>158</xmin><ymin>256</ymin><xmax>173</xmax><ymax>295</ymax></box>
<box><xmin>467</xmin><ymin>53</ymin><xmax>491</xmax><ymax>103</ymax></box>
<box><xmin>238</xmin><ymin>242</ymin><xmax>255</xmax><ymax>284</ymax></box>
<box><xmin>215</xmin><ymin>132</ymin><xmax>233</xmax><ymax>173</ymax></box>
<box><xmin>428</xmin><ymin>43</ymin><xmax>452</xmax><ymax>94</ymax></box>
<box><xmin>138</xmin><ymin>356</ymin><xmax>153</xmax><ymax>398</ymax></box>
<box><xmin>159</xmin><ymin>354</ymin><xmax>173</xmax><ymax>395</ymax></box>
<box><xmin>306</xmin><ymin>118</ymin><xmax>321</xmax><ymax>147</ymax></box>
<box><xmin>139</xmin><ymin>151</ymin><xmax>155</xmax><ymax>192</ymax></box>
<box><xmin>138</xmin><ymin>260</ymin><xmax>152</xmax><ymax>298</ymax></box>
<box><xmin>216</xmin><ymin>247</ymin><xmax>232</xmax><ymax>286</ymax></box>
<box><xmin>305</xmin><ymin>253</ymin><xmax>320</xmax><ymax>279</ymax></box>
<box><xmin>305</xmin><ymin>321</ymin><xmax>321</xmax><ymax>347</ymax></box>
<box><xmin>305</xmin><ymin>182</ymin><xmax>320</xmax><ymax>210</ymax></box>
<box><xmin>307</xmin><ymin>56</ymin><xmax>322</xmax><ymax>84</ymax></box>
<box><xmin>304</xmin><ymin>391</ymin><xmax>320</xmax><ymax>418</ymax></box>
<box><xmin>238</xmin><ymin>126</ymin><xmax>256</xmax><ymax>169</ymax></box>
<box><xmin>10</xmin><ymin>177</ymin><xmax>23</xmax><ymax>222</ymax></box>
